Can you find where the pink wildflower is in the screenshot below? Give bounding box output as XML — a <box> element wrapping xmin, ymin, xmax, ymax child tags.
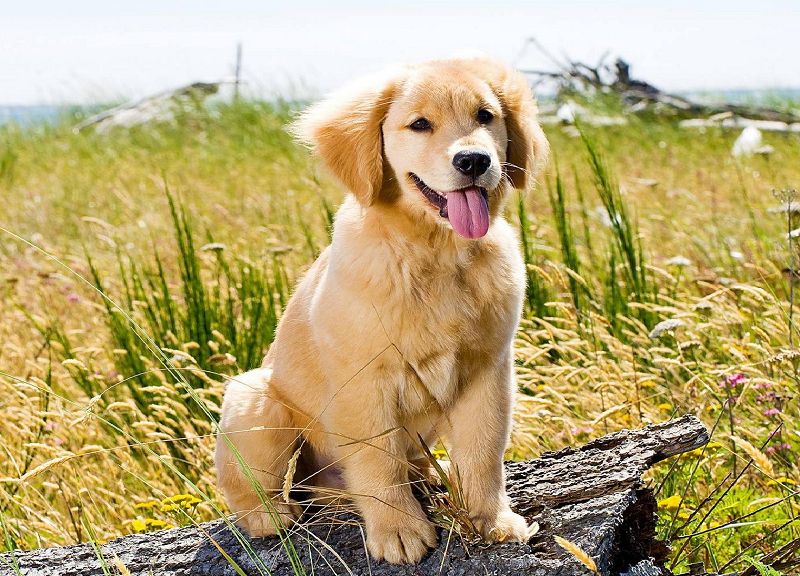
<box><xmin>721</xmin><ymin>373</ymin><xmax>745</xmax><ymax>389</ymax></box>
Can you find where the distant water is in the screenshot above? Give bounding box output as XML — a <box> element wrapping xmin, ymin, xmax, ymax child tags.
<box><xmin>2</xmin><ymin>88</ymin><xmax>797</xmax><ymax>127</ymax></box>
<box><xmin>0</xmin><ymin>105</ymin><xmax>65</xmax><ymax>126</ymax></box>
<box><xmin>681</xmin><ymin>88</ymin><xmax>800</xmax><ymax>105</ymax></box>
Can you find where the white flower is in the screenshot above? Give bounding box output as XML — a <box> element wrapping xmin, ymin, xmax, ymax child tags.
<box><xmin>665</xmin><ymin>256</ymin><xmax>691</xmax><ymax>267</ymax></box>
<box><xmin>730</xmin><ymin>251</ymin><xmax>744</xmax><ymax>261</ymax></box>
<box><xmin>768</xmin><ymin>202</ymin><xmax>800</xmax><ymax>214</ymax></box>
<box><xmin>201</xmin><ymin>242</ymin><xmax>226</xmax><ymax>252</ymax></box>
<box><xmin>556</xmin><ymin>102</ymin><xmax>576</xmax><ymax>124</ymax></box>
<box><xmin>755</xmin><ymin>145</ymin><xmax>774</xmax><ymax>156</ymax></box>
<box><xmin>648</xmin><ymin>319</ymin><xmax>685</xmax><ymax>339</ymax></box>
<box><xmin>594</xmin><ymin>206</ymin><xmax>621</xmax><ymax>228</ymax></box>
<box><xmin>732</xmin><ymin>126</ymin><xmax>762</xmax><ymax>157</ymax></box>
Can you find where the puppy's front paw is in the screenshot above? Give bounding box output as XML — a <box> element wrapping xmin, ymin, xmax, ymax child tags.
<box><xmin>367</xmin><ymin>514</ymin><xmax>437</xmax><ymax>564</ymax></box>
<box><xmin>473</xmin><ymin>506</ymin><xmax>528</xmax><ymax>543</ymax></box>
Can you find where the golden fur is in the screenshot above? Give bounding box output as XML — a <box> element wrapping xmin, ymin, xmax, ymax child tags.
<box><xmin>215</xmin><ymin>56</ymin><xmax>548</xmax><ymax>564</ymax></box>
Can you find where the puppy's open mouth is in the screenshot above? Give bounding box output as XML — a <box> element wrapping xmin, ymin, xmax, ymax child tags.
<box><xmin>409</xmin><ymin>173</ymin><xmax>490</xmax><ymax>239</ymax></box>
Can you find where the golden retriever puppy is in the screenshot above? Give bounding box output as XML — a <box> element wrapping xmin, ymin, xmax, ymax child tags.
<box><xmin>215</xmin><ymin>56</ymin><xmax>548</xmax><ymax>564</ymax></box>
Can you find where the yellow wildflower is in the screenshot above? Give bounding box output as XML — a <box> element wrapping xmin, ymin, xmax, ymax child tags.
<box><xmin>162</xmin><ymin>494</ymin><xmax>193</xmax><ymax>504</ymax></box>
<box><xmin>657</xmin><ymin>403</ymin><xmax>672</xmax><ymax>411</ymax></box>
<box><xmin>180</xmin><ymin>497</ymin><xmax>202</xmax><ymax>508</ymax></box>
<box><xmin>658</xmin><ymin>495</ymin><xmax>683</xmax><ymax>510</ymax></box>
<box><xmin>134</xmin><ymin>501</ymin><xmax>159</xmax><ymax>510</ymax></box>
<box><xmin>687</xmin><ymin>441</ymin><xmax>722</xmax><ymax>457</ymax></box>
<box><xmin>130</xmin><ymin>519</ymin><xmax>146</xmax><ymax>532</ymax></box>
<box><xmin>766</xmin><ymin>477</ymin><xmax>796</xmax><ymax>487</ymax></box>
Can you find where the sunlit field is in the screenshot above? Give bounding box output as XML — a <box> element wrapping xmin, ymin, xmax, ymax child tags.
<box><xmin>1</xmin><ymin>97</ymin><xmax>799</xmax><ymax>574</ymax></box>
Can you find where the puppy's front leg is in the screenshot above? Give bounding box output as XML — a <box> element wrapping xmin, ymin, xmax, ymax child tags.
<box><xmin>329</xmin><ymin>384</ymin><xmax>436</xmax><ymax>564</ymax></box>
<box><xmin>448</xmin><ymin>353</ymin><xmax>528</xmax><ymax>542</ymax></box>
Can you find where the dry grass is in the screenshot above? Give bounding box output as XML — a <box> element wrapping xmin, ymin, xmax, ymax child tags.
<box><xmin>1</xmin><ymin>99</ymin><xmax>799</xmax><ymax>573</ymax></box>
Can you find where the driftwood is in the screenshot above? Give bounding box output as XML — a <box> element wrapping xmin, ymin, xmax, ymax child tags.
<box><xmin>0</xmin><ymin>415</ymin><xmax>709</xmax><ymax>576</ymax></box>
<box><xmin>518</xmin><ymin>37</ymin><xmax>800</xmax><ymax>127</ymax></box>
<box><xmin>72</xmin><ymin>82</ymin><xmax>221</xmax><ymax>134</ymax></box>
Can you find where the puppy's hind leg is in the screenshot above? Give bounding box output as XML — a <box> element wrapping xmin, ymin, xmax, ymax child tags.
<box><xmin>215</xmin><ymin>368</ymin><xmax>303</xmax><ymax>537</ymax></box>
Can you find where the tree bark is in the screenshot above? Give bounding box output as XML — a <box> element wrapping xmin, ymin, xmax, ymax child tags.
<box><xmin>1</xmin><ymin>415</ymin><xmax>709</xmax><ymax>576</ymax></box>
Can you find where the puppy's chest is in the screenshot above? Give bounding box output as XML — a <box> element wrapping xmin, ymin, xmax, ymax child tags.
<box><xmin>395</xmin><ymin>257</ymin><xmax>487</xmax><ymax>333</ymax></box>
<box><xmin>386</xmin><ymin>262</ymin><xmax>503</xmax><ymax>410</ymax></box>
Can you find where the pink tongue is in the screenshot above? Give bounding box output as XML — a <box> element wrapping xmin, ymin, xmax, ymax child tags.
<box><xmin>447</xmin><ymin>186</ymin><xmax>489</xmax><ymax>239</ymax></box>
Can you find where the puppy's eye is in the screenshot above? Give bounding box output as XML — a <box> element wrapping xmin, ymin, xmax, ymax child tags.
<box><xmin>409</xmin><ymin>118</ymin><xmax>431</xmax><ymax>131</ymax></box>
<box><xmin>477</xmin><ymin>109</ymin><xmax>493</xmax><ymax>124</ymax></box>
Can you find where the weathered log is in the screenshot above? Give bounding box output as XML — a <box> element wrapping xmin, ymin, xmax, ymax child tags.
<box><xmin>0</xmin><ymin>415</ymin><xmax>709</xmax><ymax>576</ymax></box>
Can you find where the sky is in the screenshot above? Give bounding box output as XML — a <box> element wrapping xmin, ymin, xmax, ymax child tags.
<box><xmin>2</xmin><ymin>0</ymin><xmax>799</xmax><ymax>105</ymax></box>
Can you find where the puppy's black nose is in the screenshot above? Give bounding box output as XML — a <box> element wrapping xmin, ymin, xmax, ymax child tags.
<box><xmin>453</xmin><ymin>151</ymin><xmax>491</xmax><ymax>178</ymax></box>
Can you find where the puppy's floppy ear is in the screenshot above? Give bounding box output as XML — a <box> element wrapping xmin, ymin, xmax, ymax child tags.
<box><xmin>292</xmin><ymin>68</ymin><xmax>405</xmax><ymax>206</ymax></box>
<box><xmin>462</xmin><ymin>58</ymin><xmax>549</xmax><ymax>191</ymax></box>
<box><xmin>499</xmin><ymin>69</ymin><xmax>549</xmax><ymax>191</ymax></box>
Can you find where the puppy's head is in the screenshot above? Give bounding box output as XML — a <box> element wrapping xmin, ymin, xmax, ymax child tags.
<box><xmin>293</xmin><ymin>58</ymin><xmax>548</xmax><ymax>240</ymax></box>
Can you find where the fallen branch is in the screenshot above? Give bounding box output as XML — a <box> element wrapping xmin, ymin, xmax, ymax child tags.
<box><xmin>0</xmin><ymin>415</ymin><xmax>709</xmax><ymax>576</ymax></box>
<box><xmin>72</xmin><ymin>82</ymin><xmax>222</xmax><ymax>134</ymax></box>
<box><xmin>518</xmin><ymin>37</ymin><xmax>800</xmax><ymax>126</ymax></box>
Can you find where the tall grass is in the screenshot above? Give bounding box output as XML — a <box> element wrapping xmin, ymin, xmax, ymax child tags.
<box><xmin>520</xmin><ymin>130</ymin><xmax>655</xmax><ymax>338</ymax></box>
<box><xmin>35</xmin><ymin>185</ymin><xmax>291</xmax><ymax>479</ymax></box>
<box><xmin>517</xmin><ymin>191</ymin><xmax>552</xmax><ymax>318</ymax></box>
<box><xmin>547</xmin><ymin>169</ymin><xmax>584</xmax><ymax>311</ymax></box>
<box><xmin>1</xmin><ymin>99</ymin><xmax>799</xmax><ymax>574</ymax></box>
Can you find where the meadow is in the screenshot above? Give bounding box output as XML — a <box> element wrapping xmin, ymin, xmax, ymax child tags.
<box><xmin>0</xmin><ymin>96</ymin><xmax>799</xmax><ymax>574</ymax></box>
